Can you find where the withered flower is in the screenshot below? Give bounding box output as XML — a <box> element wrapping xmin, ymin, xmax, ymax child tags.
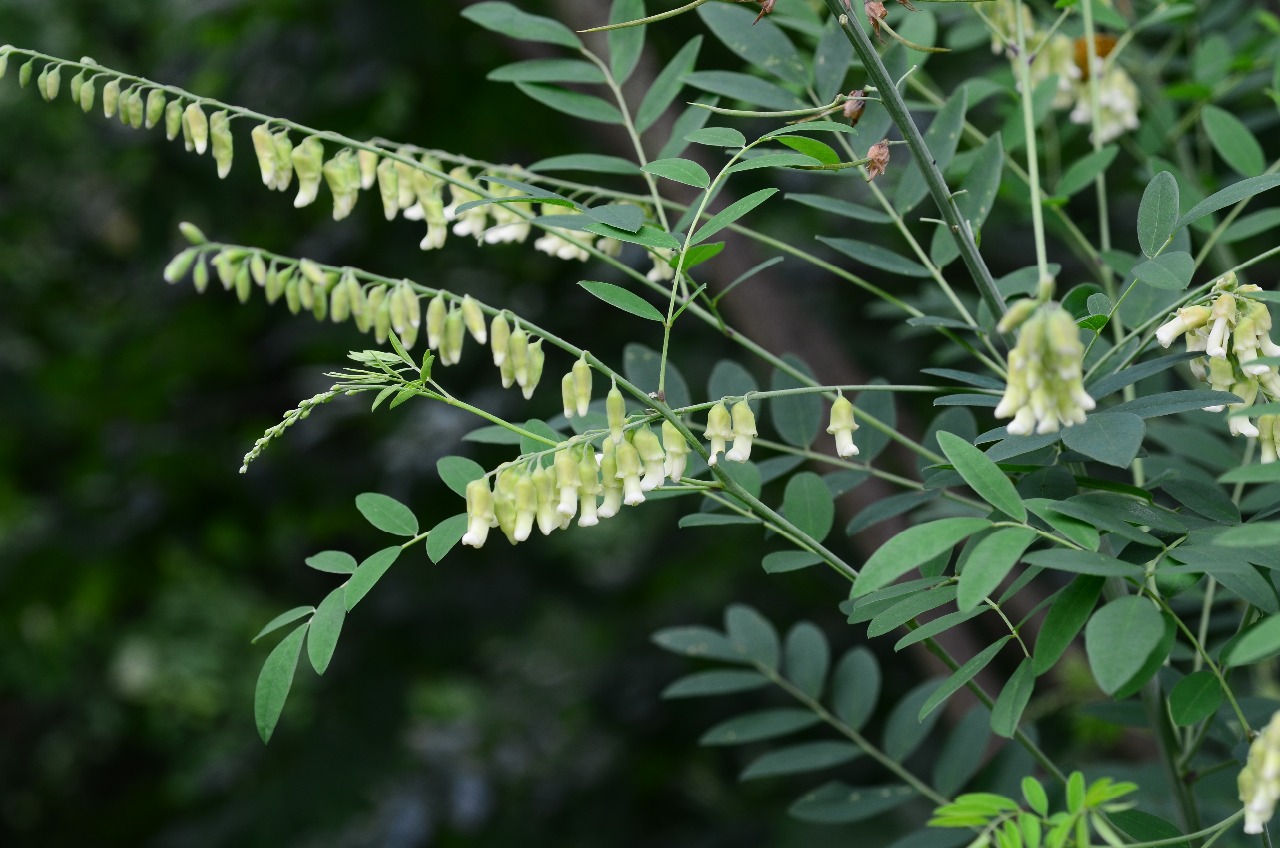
<box><xmin>865</xmin><ymin>139</ymin><xmax>890</xmax><ymax>180</ymax></box>
<box><xmin>865</xmin><ymin>1</ymin><xmax>887</xmax><ymax>41</ymax></box>
<box><xmin>842</xmin><ymin>89</ymin><xmax>866</xmax><ymax>126</ymax></box>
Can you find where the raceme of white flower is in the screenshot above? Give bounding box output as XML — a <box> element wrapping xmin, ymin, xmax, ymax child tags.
<box><xmin>995</xmin><ymin>302</ymin><xmax>1096</xmax><ymax>435</ymax></box>
<box><xmin>1239</xmin><ymin>710</ymin><xmax>1280</xmax><ymax>834</ymax></box>
<box><xmin>827</xmin><ymin>393</ymin><xmax>860</xmax><ymax>458</ymax></box>
<box><xmin>1155</xmin><ymin>272</ymin><xmax>1280</xmax><ymax>451</ymax></box>
<box><xmin>1068</xmin><ymin>63</ymin><xmax>1141</xmax><ymax>145</ymax></box>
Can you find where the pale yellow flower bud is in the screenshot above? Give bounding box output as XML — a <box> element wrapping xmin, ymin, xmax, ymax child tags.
<box><xmin>615</xmin><ymin>439</ymin><xmax>645</xmax><ymax>506</ymax></box>
<box><xmin>462</xmin><ymin>478</ymin><xmax>495</xmax><ymax>548</ymax></box>
<box><xmin>577</xmin><ymin>450</ymin><xmax>603</xmax><ymax>527</ymax></box>
<box><xmin>607</xmin><ymin>383</ymin><xmax>627</xmax><ymax>444</ymax></box>
<box><xmin>376</xmin><ymin>157</ymin><xmax>399</xmax><ymax>220</ymax></box>
<box><xmin>632</xmin><ymin>426</ymin><xmax>667</xmax><ymax>490</ymax></box>
<box><xmin>443</xmin><ymin>305</ymin><xmax>465</xmax><ymax>365</ymax></box>
<box><xmin>144</xmin><ymin>89</ymin><xmax>166</xmax><ymax>129</ymax></box>
<box><xmin>827</xmin><ymin>394</ymin><xmax>859</xmax><ymax>458</ymax></box>
<box><xmin>555</xmin><ymin>448</ymin><xmax>581</xmax><ymax>518</ymax></box>
<box><xmin>522</xmin><ymin>340</ymin><xmax>544</xmax><ymax>400</ymax></box>
<box><xmin>210</xmin><ymin>110</ymin><xmax>233</xmax><ymax>178</ymax></box>
<box><xmin>490</xmin><ymin>313</ymin><xmax>511</xmax><ymax>366</ymax></box>
<box><xmin>705</xmin><ymin>402</ymin><xmax>734</xmax><ymax>466</ymax></box>
<box><xmin>725</xmin><ymin>401</ymin><xmax>757</xmax><ymax>463</ymax></box>
<box><xmin>513</xmin><ymin>472</ymin><xmax>537</xmax><ymax>542</ymax></box>
<box><xmin>597</xmin><ymin>440</ymin><xmax>623</xmax><ymax>518</ymax></box>
<box><xmin>572</xmin><ymin>356</ymin><xmax>593</xmax><ymax>418</ymax></box>
<box><xmin>562</xmin><ymin>372</ymin><xmax>578</xmax><ymax>419</ymax></box>
<box><xmin>182</xmin><ymin>101</ymin><xmax>208</xmax><ymax>154</ymax></box>
<box><xmin>291</xmin><ymin>137</ymin><xmax>324</xmax><ymax>208</ymax></box>
<box><xmin>508</xmin><ymin>326</ymin><xmax>530</xmax><ymax>387</ymax></box>
<box><xmin>1240</xmin><ymin>710</ymin><xmax>1280</xmax><ymax>834</ymax></box>
<box><xmin>103</xmin><ymin>78</ymin><xmax>121</xmax><ymax>119</ymax></box>
<box><xmin>662</xmin><ymin>420</ymin><xmax>690</xmax><ymax>481</ymax></box>
<box><xmin>532</xmin><ymin>465</ymin><xmax>560</xmax><ymax>536</ymax></box>
<box><xmin>461</xmin><ymin>295</ymin><xmax>487</xmax><ymax>344</ymax></box>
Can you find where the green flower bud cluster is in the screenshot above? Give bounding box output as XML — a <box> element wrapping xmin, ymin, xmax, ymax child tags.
<box><xmin>461</xmin><ymin>419</ymin><xmax>689</xmax><ymax>549</ymax></box>
<box><xmin>1240</xmin><ymin>709</ymin><xmax>1280</xmax><ymax>834</ymax></box>
<box><xmin>1155</xmin><ymin>272</ymin><xmax>1280</xmax><ymax>447</ymax></box>
<box><xmin>994</xmin><ymin>302</ymin><xmax>1096</xmax><ymax>435</ymax></box>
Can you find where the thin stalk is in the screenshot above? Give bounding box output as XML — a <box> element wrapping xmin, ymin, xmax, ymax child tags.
<box><xmin>1013</xmin><ymin>0</ymin><xmax>1051</xmax><ymax>295</ymax></box>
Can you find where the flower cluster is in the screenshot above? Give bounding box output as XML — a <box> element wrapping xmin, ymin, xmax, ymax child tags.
<box><xmin>986</xmin><ymin>0</ymin><xmax>1139</xmax><ymax>143</ymax></box>
<box><xmin>995</xmin><ymin>302</ymin><xmax>1096</xmax><ymax>435</ymax></box>
<box><xmin>1155</xmin><ymin>272</ymin><xmax>1280</xmax><ymax>451</ymax></box>
<box><xmin>1240</xmin><ymin>710</ymin><xmax>1280</xmax><ymax>834</ymax></box>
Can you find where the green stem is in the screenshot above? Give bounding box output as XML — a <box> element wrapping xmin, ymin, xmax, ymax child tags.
<box><xmin>1081</xmin><ymin>0</ymin><xmax>1119</xmax><ymax>312</ymax></box>
<box><xmin>1013</xmin><ymin>0</ymin><xmax>1051</xmax><ymax>296</ymax></box>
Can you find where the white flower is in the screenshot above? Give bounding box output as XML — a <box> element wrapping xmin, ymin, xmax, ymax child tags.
<box><xmin>1069</xmin><ymin>64</ymin><xmax>1140</xmax><ymax>144</ymax></box>
<box><xmin>1240</xmin><ymin>710</ymin><xmax>1280</xmax><ymax>834</ymax></box>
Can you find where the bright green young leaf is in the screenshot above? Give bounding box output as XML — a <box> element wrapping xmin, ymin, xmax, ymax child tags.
<box><xmin>1060</xmin><ymin>412</ymin><xmax>1145</xmax><ymax>467</ymax></box>
<box><xmin>783</xmin><ymin>471</ymin><xmax>835</xmax><ymax>542</ymax></box>
<box><xmin>783</xmin><ymin>622</ymin><xmax>829</xmax><ymax>699</ymax></box>
<box><xmin>426</xmin><ymin>513</ymin><xmax>468</xmax><ymax>564</ymax></box>
<box><xmin>957</xmin><ymin>528</ymin><xmax>1036</xmax><ymax>611</ymax></box>
<box><xmin>990</xmin><ymin>658</ymin><xmax>1035</xmax><ymax>738</ymax></box>
<box><xmin>725</xmin><ymin>604</ymin><xmax>780</xmax><ymax>669</ymax></box>
<box><xmin>684</xmin><ymin>126</ymin><xmax>747</xmax><ymax>148</ymax></box>
<box><xmin>1085</xmin><ymin>597</ymin><xmax>1166</xmax><ymax>694</ymax></box>
<box><xmin>740</xmin><ymin>741</ymin><xmax>861</xmax><ymax>780</ymax></box>
<box><xmin>355</xmin><ymin>492</ymin><xmax>419</xmax><ymax>536</ymax></box>
<box><xmin>831</xmin><ymin>647</ymin><xmax>880</xmax><ymax>731</ymax></box>
<box><xmin>305</xmin><ymin>550</ymin><xmax>357</xmax><ymax>575</ymax></box>
<box><xmin>461</xmin><ymin>2</ymin><xmax>582</xmax><ymax>49</ymax></box>
<box><xmin>514</xmin><ymin>83</ymin><xmax>624</xmax><ymax>124</ymax></box>
<box><xmin>937</xmin><ymin>431</ymin><xmax>1026</xmax><ymax>521</ymax></box>
<box><xmin>437</xmin><ymin>456</ymin><xmax>485</xmax><ymax>497</ymax></box>
<box><xmin>1033</xmin><ymin>576</ymin><xmax>1103</xmax><ymax>675</ymax></box>
<box><xmin>486</xmin><ymin>58</ymin><xmax>606</xmax><ymax>84</ymax></box>
<box><xmin>1137</xmin><ymin>171</ymin><xmax>1179</xmax><ymax>258</ymax></box>
<box><xmin>344</xmin><ymin>546</ymin><xmax>401</xmax><ymax>611</ymax></box>
<box><xmin>251</xmin><ymin>606</ymin><xmax>314</xmax><ymax>644</ymax></box>
<box><xmin>578</xmin><ymin>281</ymin><xmax>665</xmax><ymax>322</ymax></box>
<box><xmin>642</xmin><ymin>157</ymin><xmax>710</xmax><ymax>189</ymax></box>
<box><xmin>306</xmin><ymin>587</ymin><xmax>346</xmax><ymax>676</ymax></box>
<box><xmin>853</xmin><ymin>518</ymin><xmax>992</xmax><ymax>596</ymax></box>
<box><xmin>608</xmin><ymin>0</ymin><xmax>645</xmax><ymax>83</ymax></box>
<box><xmin>1168</xmin><ymin>670</ymin><xmax>1222</xmax><ymax>725</ymax></box>
<box><xmin>1132</xmin><ymin>252</ymin><xmax>1194</xmax><ymax>290</ymax></box>
<box><xmin>1201</xmin><ymin>104</ymin><xmax>1265</xmax><ymax>177</ymax></box>
<box><xmin>1223</xmin><ymin>615</ymin><xmax>1280</xmax><ymax>666</ymax></box>
<box><xmin>662</xmin><ymin>669</ymin><xmax>770</xmax><ymax>698</ymax></box>
<box><xmin>692</xmin><ymin>188</ymin><xmax>778</xmax><ymax>244</ymax></box>
<box><xmin>919</xmin><ymin>637</ymin><xmax>1011</xmax><ymax>720</ymax></box>
<box><xmin>254</xmin><ymin>621</ymin><xmax>308</xmax><ymax>743</ymax></box>
<box><xmin>700</xmin><ymin>708</ymin><xmax>820</xmax><ymax>746</ymax></box>
<box><xmin>636</xmin><ymin>37</ymin><xmax>701</xmax><ymax>133</ymax></box>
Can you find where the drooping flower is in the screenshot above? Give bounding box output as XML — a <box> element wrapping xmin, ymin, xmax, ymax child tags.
<box><xmin>462</xmin><ymin>478</ymin><xmax>495</xmax><ymax>548</ymax></box>
<box><xmin>865</xmin><ymin>140</ymin><xmax>891</xmax><ymax>180</ymax></box>
<box><xmin>1068</xmin><ymin>63</ymin><xmax>1140</xmax><ymax>145</ymax></box>
<box><xmin>607</xmin><ymin>383</ymin><xmax>627</xmax><ymax>444</ymax></box>
<box><xmin>827</xmin><ymin>393</ymin><xmax>860</xmax><ymax>458</ymax></box>
<box><xmin>1240</xmin><ymin>710</ymin><xmax>1280</xmax><ymax>834</ymax></box>
<box><xmin>705</xmin><ymin>402</ymin><xmax>734</xmax><ymax>466</ymax></box>
<box><xmin>662</xmin><ymin>420</ymin><xmax>690</xmax><ymax>482</ymax></box>
<box><xmin>725</xmin><ymin>401</ymin><xmax>757</xmax><ymax>463</ymax></box>
<box><xmin>632</xmin><ymin>426</ymin><xmax>668</xmax><ymax>490</ymax></box>
<box><xmin>994</xmin><ymin>302</ymin><xmax>1096</xmax><ymax>435</ymax></box>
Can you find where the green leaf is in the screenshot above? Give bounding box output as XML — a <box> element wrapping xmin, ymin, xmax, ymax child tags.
<box><xmin>787</xmin><ymin>193</ymin><xmax>892</xmax><ymax>224</ymax></box>
<box><xmin>1224</xmin><ymin>208</ymin><xmax>1280</xmax><ymax>244</ymax></box>
<box><xmin>636</xmin><ymin>37</ymin><xmax>701</xmax><ymax>133</ymax></box>
<box><xmin>583</xmin><ymin>221</ymin><xmax>681</xmax><ymax>251</ymax></box>
<box><xmin>920</xmin><ymin>637</ymin><xmax>1011</xmax><ymax>720</ymax></box>
<box><xmin>306</xmin><ymin>587</ymin><xmax>346</xmax><ymax>675</ymax></box>
<box><xmin>1109</xmin><ymin>390</ymin><xmax>1238</xmax><ymax>418</ymax></box>
<box><xmin>779</xmin><ymin>135</ymin><xmax>840</xmax><ymax>166</ymax></box>
<box><xmin>990</xmin><ymin>658</ymin><xmax>1035</xmax><ymax>738</ymax></box>
<box><xmin>783</xmin><ymin>471</ymin><xmax>835</xmax><ymax>542</ymax></box>
<box><xmin>725</xmin><ymin>604</ymin><xmax>780</xmax><ymax>669</ymax></box>
<box><xmin>461</xmin><ymin>2</ymin><xmax>581</xmax><ymax>49</ymax></box>
<box><xmin>868</xmin><ymin>585</ymin><xmax>957</xmax><ymax>638</ymax></box>
<box><xmin>1223</xmin><ymin>615</ymin><xmax>1280</xmax><ymax>666</ymax></box>
<box><xmin>701</xmin><ymin>708</ymin><xmax>820</xmax><ymax>745</ymax></box>
<box><xmin>763</xmin><ymin>550</ymin><xmax>821</xmax><ymax>573</ymax></box>
<box><xmin>831</xmin><ymin>647</ymin><xmax>879</xmax><ymax>731</ymax></box>
<box><xmin>1034</xmin><ymin>576</ymin><xmax>1103</xmax><ymax>675</ymax></box>
<box><xmin>847</xmin><ymin>491</ymin><xmax>937</xmax><ymax>536</ymax></box>
<box><xmin>814</xmin><ymin>19</ymin><xmax>853</xmax><ymax>101</ymax></box>
<box><xmin>684</xmin><ymin>126</ymin><xmax>747</xmax><ymax>147</ymax></box>
<box><xmin>252</xmin><ymin>606</ymin><xmax>314</xmax><ymax>644</ymax></box>
<box><xmin>528</xmin><ymin>154</ymin><xmax>644</xmax><ymax>176</ymax></box>
<box><xmin>437</xmin><ymin>456</ymin><xmax>485</xmax><ymax>497</ymax></box>
<box><xmin>852</xmin><ymin>518</ymin><xmax>992</xmax><ymax>596</ymax></box>
<box><xmin>820</xmin><ymin>237</ymin><xmax>933</xmax><ymax>278</ymax></box>
<box><xmin>578</xmin><ymin>280</ymin><xmax>665</xmax><ymax>322</ymax></box>
<box><xmin>784</xmin><ymin>622</ymin><xmax>829</xmax><ymax>699</ymax></box>
<box><xmin>514</xmin><ymin>82</ymin><xmax>624</xmax><ymax>124</ymax></box>
<box><xmin>355</xmin><ymin>492</ymin><xmax>419</xmax><ymax>536</ymax></box>
<box><xmin>254</xmin><ymin>621</ymin><xmax>308</xmax><ymax>743</ymax></box>
<box><xmin>741</xmin><ymin>741</ymin><xmax>861</xmax><ymax>780</ymax></box>
<box><xmin>1168</xmin><ymin>670</ymin><xmax>1222</xmax><ymax>725</ymax></box>
<box><xmin>680</xmin><ymin>241</ymin><xmax>724</xmax><ymax>269</ymax></box>
<box><xmin>1219</xmin><ymin>463</ymin><xmax>1280</xmax><ymax>484</ymax></box>
<box><xmin>727</xmin><ymin>152</ymin><xmax>821</xmax><ymax>173</ymax></box>
<box><xmin>1056</xmin><ymin>145</ymin><xmax>1119</xmax><ymax>199</ymax></box>
<box><xmin>1085</xmin><ymin>597</ymin><xmax>1166</xmax><ymax>694</ymax></box>
<box><xmin>642</xmin><ymin>157</ymin><xmax>710</xmax><ymax>189</ymax></box>
<box><xmin>684</xmin><ymin>70</ymin><xmax>805</xmax><ymax>111</ymax></box>
<box><xmin>883</xmin><ymin>680</ymin><xmax>945</xmax><ymax>759</ymax></box>
<box><xmin>957</xmin><ymin>528</ymin><xmax>1036</xmax><ymax>611</ymax></box>
<box><xmin>1202</xmin><ymin>104</ymin><xmax>1265</xmax><ymax>177</ymax></box>
<box><xmin>692</xmin><ymin>188</ymin><xmax>778</xmax><ymax>243</ymax></box>
<box><xmin>1022</xmin><ymin>549</ymin><xmax>1142</xmax><ymax>577</ymax></box>
<box><xmin>623</xmin><ymin>342</ymin><xmax>691</xmax><ymax>408</ymax></box>
<box><xmin>344</xmin><ymin>546</ymin><xmax>401</xmax><ymax>611</ymax></box>
<box><xmin>789</xmin><ymin>783</ymin><xmax>916</xmax><ymax>824</ymax></box>
<box><xmin>1086</xmin><ymin>351</ymin><xmax>1199</xmax><ymax>399</ymax></box>
<box><xmin>585</xmin><ymin>204</ymin><xmax>644</xmax><ymax>232</ymax></box>
<box><xmin>1177</xmin><ymin>175</ymin><xmax>1280</xmax><ymax>231</ymax></box>
<box><xmin>896</xmin><ymin>88</ymin><xmax>968</xmax><ymax>213</ymax></box>
<box><xmin>679</xmin><ymin>513</ymin><xmax>756</xmax><ymax>528</ymax></box>
<box><xmin>1132</xmin><ymin>252</ymin><xmax>1194</xmax><ymax>290</ymax></box>
<box><xmin>1137</xmin><ymin>171</ymin><xmax>1180</xmax><ymax>258</ymax></box>
<box><xmin>1162</xmin><ymin>479</ymin><xmax>1240</xmax><ymax>524</ymax></box>
<box><xmin>518</xmin><ymin>419</ymin><xmax>564</xmax><ymax>457</ymax></box>
<box><xmin>769</xmin><ymin>356</ymin><xmax>821</xmax><ymax>448</ymax></box>
<box><xmin>652</xmin><ymin>625</ymin><xmax>751</xmax><ymax>663</ymax></box>
<box><xmin>426</xmin><ymin>513</ymin><xmax>468</xmax><ymax>564</ymax></box>
<box><xmin>1060</xmin><ymin>412</ymin><xmax>1145</xmax><ymax>468</ymax></box>
<box><xmin>933</xmin><ymin>706</ymin><xmax>992</xmax><ymax>797</ymax></box>
<box><xmin>937</xmin><ymin>431</ymin><xmax>1026</xmax><ymax>521</ymax></box>
<box><xmin>697</xmin><ymin>2</ymin><xmax>807</xmax><ymax>87</ymax></box>
<box><xmin>662</xmin><ymin>669</ymin><xmax>770</xmax><ymax>698</ymax></box>
<box><xmin>305</xmin><ymin>550</ymin><xmax>357</xmax><ymax>575</ymax></box>
<box><xmin>1111</xmin><ymin>810</ymin><xmax>1189</xmax><ymax>848</ymax></box>
<box><xmin>486</xmin><ymin>58</ymin><xmax>605</xmax><ymax>84</ymax></box>
<box><xmin>608</xmin><ymin>0</ymin><xmax>645</xmax><ymax>83</ymax></box>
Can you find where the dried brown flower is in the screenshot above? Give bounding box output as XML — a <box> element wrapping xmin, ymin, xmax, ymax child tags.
<box><xmin>842</xmin><ymin>89</ymin><xmax>866</xmax><ymax>126</ymax></box>
<box><xmin>865</xmin><ymin>1</ymin><xmax>887</xmax><ymax>41</ymax></box>
<box><xmin>752</xmin><ymin>0</ymin><xmax>776</xmax><ymax>24</ymax></box>
<box><xmin>865</xmin><ymin>139</ymin><xmax>890</xmax><ymax>180</ymax></box>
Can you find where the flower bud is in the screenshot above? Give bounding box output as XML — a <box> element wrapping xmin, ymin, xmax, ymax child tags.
<box><xmin>103</xmin><ymin>78</ymin><xmax>121</xmax><ymax>119</ymax></box>
<box><xmin>291</xmin><ymin>137</ymin><xmax>325</xmax><ymax>208</ymax></box>
<box><xmin>0</xmin><ymin>50</ymin><xmax>7</xmax><ymax>81</ymax></box>
<box><xmin>376</xmin><ymin>157</ymin><xmax>399</xmax><ymax>220</ymax></box>
<box><xmin>210</xmin><ymin>110</ymin><xmax>233</xmax><ymax>178</ymax></box>
<box><xmin>561</xmin><ymin>373</ymin><xmax>578</xmax><ymax>419</ymax></box>
<box><xmin>555</xmin><ymin>447</ymin><xmax>581</xmax><ymax>518</ymax></box>
<box><xmin>662</xmin><ymin>420</ymin><xmax>690</xmax><ymax>481</ymax></box>
<box><xmin>532</xmin><ymin>465</ymin><xmax>560</xmax><ymax>536</ymax></box>
<box><xmin>827</xmin><ymin>394</ymin><xmax>860</xmax><ymax>458</ymax></box>
<box><xmin>192</xmin><ymin>258</ymin><xmax>209</xmax><ymax>294</ymax></box>
<box><xmin>632</xmin><ymin>426</ymin><xmax>667</xmax><ymax>490</ymax></box>
<box><xmin>523</xmin><ymin>340</ymin><xmax>544</xmax><ymax>400</ymax></box>
<box><xmin>1240</xmin><ymin>709</ymin><xmax>1280</xmax><ymax>834</ymax></box>
<box><xmin>462</xmin><ymin>478</ymin><xmax>495</xmax><ymax>548</ymax></box>
<box><xmin>395</xmin><ymin>159</ymin><xmax>418</xmax><ymax>211</ymax></box>
<box><xmin>182</xmin><ymin>102</ymin><xmax>208</xmax><ymax>154</ymax></box>
<box><xmin>374</xmin><ymin>290</ymin><xmax>392</xmax><ymax>342</ymax></box>
<box><xmin>251</xmin><ymin>124</ymin><xmax>276</xmax><ymax>186</ymax></box>
<box><xmin>426</xmin><ymin>294</ymin><xmax>447</xmax><ymax>350</ymax></box>
<box><xmin>79</xmin><ymin>79</ymin><xmax>96</xmax><ymax>113</ymax></box>
<box><xmin>997</xmin><ymin>298</ymin><xmax>1040</xmax><ymax>335</ymax></box>
<box><xmin>284</xmin><ymin>274</ymin><xmax>301</xmax><ymax>314</ymax></box>
<box><xmin>68</xmin><ymin>70</ymin><xmax>84</xmax><ymax>107</ymax></box>
<box><xmin>178</xmin><ymin>221</ymin><xmax>207</xmax><ymax>245</ymax></box>
<box><xmin>144</xmin><ymin>89</ymin><xmax>166</xmax><ymax>129</ymax></box>
<box><xmin>461</xmin><ymin>295</ymin><xmax>487</xmax><ymax>343</ymax></box>
<box><xmin>513</xmin><ymin>471</ymin><xmax>537</xmax><ymax>542</ymax></box>
<box><xmin>577</xmin><ymin>450</ymin><xmax>603</xmax><ymax>527</ymax></box>
<box><xmin>508</xmin><ymin>326</ymin><xmax>530</xmax><ymax>386</ymax></box>
<box><xmin>607</xmin><ymin>383</ymin><xmax>627</xmax><ymax>444</ymax></box>
<box><xmin>163</xmin><ymin>249</ymin><xmax>197</xmax><ymax>284</ymax></box>
<box><xmin>357</xmin><ymin>148</ymin><xmax>378</xmax><ymax>190</ymax></box>
<box><xmin>1262</xmin><ymin>416</ymin><xmax>1280</xmax><ymax>465</ymax></box>
<box><xmin>725</xmin><ymin>401</ymin><xmax>757</xmax><ymax>463</ymax></box>
<box><xmin>389</xmin><ymin>285</ymin><xmax>408</xmax><ymax>335</ymax></box>
<box><xmin>490</xmin><ymin>313</ymin><xmax>511</xmax><ymax>366</ymax></box>
<box><xmin>126</xmin><ymin>89</ymin><xmax>145</xmax><ymax>128</ymax></box>
<box><xmin>164</xmin><ymin>98</ymin><xmax>181</xmax><ymax>139</ymax></box>
<box><xmin>865</xmin><ymin>139</ymin><xmax>891</xmax><ymax>180</ymax></box>
<box><xmin>705</xmin><ymin>402</ymin><xmax>733</xmax><ymax>466</ymax></box>
<box><xmin>615</xmin><ymin>439</ymin><xmax>646</xmax><ymax>506</ymax></box>
<box><xmin>572</xmin><ymin>356</ymin><xmax>593</xmax><ymax>418</ymax></box>
<box><xmin>365</xmin><ymin>285</ymin><xmax>386</xmax><ymax>331</ymax></box>
<box><xmin>443</xmin><ymin>304</ymin><xmax>465</xmax><ymax>365</ymax></box>
<box><xmin>234</xmin><ymin>264</ymin><xmax>252</xmax><ymax>304</ymax></box>
<box><xmin>42</xmin><ymin>65</ymin><xmax>60</xmax><ymax>101</ymax></box>
<box><xmin>271</xmin><ymin>131</ymin><xmax>294</xmax><ymax>191</ymax></box>
<box><xmin>597</xmin><ymin>440</ymin><xmax>624</xmax><ymax>518</ymax></box>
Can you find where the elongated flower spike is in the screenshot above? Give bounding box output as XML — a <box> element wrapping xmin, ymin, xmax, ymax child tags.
<box><xmin>725</xmin><ymin>401</ymin><xmax>757</xmax><ymax>462</ymax></box>
<box><xmin>1240</xmin><ymin>710</ymin><xmax>1280</xmax><ymax>834</ymax></box>
<box><xmin>607</xmin><ymin>382</ymin><xmax>627</xmax><ymax>444</ymax></box>
<box><xmin>572</xmin><ymin>355</ymin><xmax>593</xmax><ymax>418</ymax></box>
<box><xmin>995</xmin><ymin>302</ymin><xmax>1095</xmax><ymax>435</ymax></box>
<box><xmin>662</xmin><ymin>420</ymin><xmax>690</xmax><ymax>482</ymax></box>
<box><xmin>827</xmin><ymin>393</ymin><xmax>860</xmax><ymax>457</ymax></box>
<box><xmin>705</xmin><ymin>402</ymin><xmax>734</xmax><ymax>466</ymax></box>
<box><xmin>632</xmin><ymin>426</ymin><xmax>667</xmax><ymax>490</ymax></box>
<box><xmin>462</xmin><ymin>478</ymin><xmax>496</xmax><ymax>548</ymax></box>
